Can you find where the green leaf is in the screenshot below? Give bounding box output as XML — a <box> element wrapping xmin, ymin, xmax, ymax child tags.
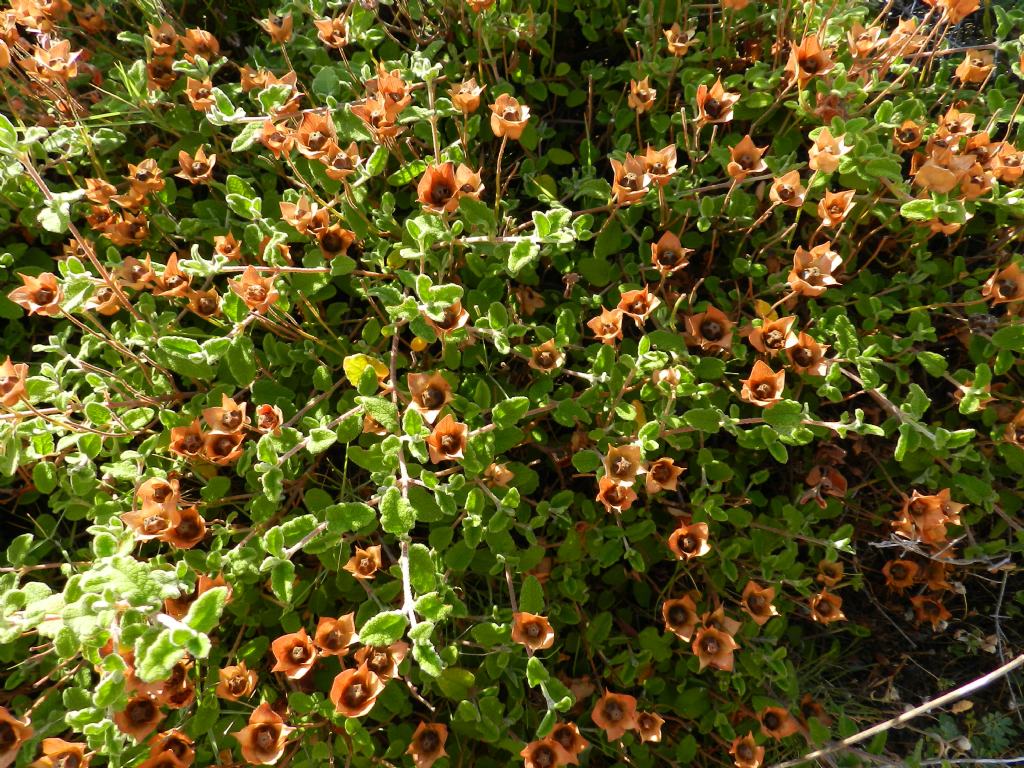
<box><xmin>307</xmin><ymin>427</ymin><xmax>337</xmax><ymax>454</ymax></box>
<box><xmin>492</xmin><ymin>396</ymin><xmax>530</xmax><ymax>426</ymax></box>
<box><xmin>507</xmin><ymin>239</ymin><xmax>540</xmax><ymax>276</ymax></box>
<box><xmin>135</xmin><ymin>630</ymin><xmax>186</xmax><ymax>683</ymax></box>
<box><xmin>326</xmin><ymin>502</ymin><xmax>377</xmax><ymax>532</ymax></box>
<box><xmin>357</xmin><ymin>395</ymin><xmax>399</xmax><ymax>433</ymax></box>
<box><xmin>991</xmin><ymin>324</ymin><xmax>1024</xmax><ymax>352</ymax></box>
<box><xmin>380</xmin><ymin>486</ymin><xmax>416</xmax><ymax>534</ymax></box>
<box><xmin>518</xmin><ymin>575</ymin><xmax>544</xmax><ymax>613</ymax></box>
<box><xmin>763</xmin><ymin>399</ymin><xmax>804</xmax><ymax>430</ymax></box>
<box><xmin>0</xmin><ymin>114</ymin><xmax>17</xmax><ymax>153</ymax></box>
<box><xmin>183</xmin><ymin>586</ymin><xmax>228</xmax><ymax>633</ymax></box>
<box><xmin>359</xmin><ymin>610</ymin><xmax>408</xmax><ymax>645</ymax></box>
<box><xmin>225</xmin><ymin>336</ymin><xmax>257</xmax><ymax>386</ymax></box>
<box><xmin>270</xmin><ymin>559</ymin><xmax>295</xmax><ymax>603</ymax></box>
<box><xmin>683</xmin><ymin>408</ymin><xmax>722</xmax><ymax>433</ymax></box>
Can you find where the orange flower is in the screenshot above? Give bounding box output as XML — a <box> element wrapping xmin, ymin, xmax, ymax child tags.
<box><xmin>86</xmin><ymin>282</ymin><xmax>121</xmax><ymax>315</ymax></box>
<box><xmin>686</xmin><ymin>305</ymin><xmax>733</xmax><ymax>352</ymax></box>
<box><xmin>408</xmin><ymin>372</ymin><xmax>453</xmax><ymax>423</ymax></box>
<box><xmin>519</xmin><ymin>739</ymin><xmax>562</xmax><ymax>768</ymax></box>
<box><xmin>313</xmin><ymin>614</ymin><xmax>357</xmax><ymax>656</ymax></box>
<box><xmin>1004</xmin><ymin>408</ymin><xmax>1024</xmax><ymax>447</ymax></box>
<box><xmin>741</xmin><ymin>582</ymin><xmax>778</xmax><ymax>626</ymax></box>
<box><xmin>450</xmin><ymin>78</ymin><xmax>483</xmax><ymax>114</ymax></box>
<box><xmin>893</xmin><ymin>489</ymin><xmax>964</xmax><ymax>545</ymax></box>
<box><xmin>788</xmin><ymin>243</ymin><xmax>842</xmax><ymax>297</ymax></box>
<box><xmin>955</xmin><ymin>49</ymin><xmax>993</xmax><ymax>84</ymax></box>
<box><xmin>117</xmin><ymin>255</ymin><xmax>155</xmax><ymax>290</ymax></box>
<box><xmin>136</xmin><ymin>476</ymin><xmax>179</xmax><ymax>512</ymax></box>
<box><xmin>407</xmin><ymin>723</ymin><xmax>447</xmax><ymax>768</ymax></box>
<box><xmin>549</xmin><ymin>723</ymin><xmax>588</xmax><ymax>765</ymax></box>
<box><xmin>818</xmin><ymin>189</ymin><xmax>855</xmax><ymax>228</ymax></box>
<box><xmin>727</xmin><ymin>135</ymin><xmax>768</xmax><ymax>179</ymax></box>
<box><xmin>148</xmin><ymin>729</ymin><xmax>194</xmax><ymax>767</ymax></box>
<box><xmin>769</xmin><ymin>170</ymin><xmax>806</xmax><ymax>208</ymax></box>
<box><xmin>617</xmin><ymin>285</ymin><xmax>660</xmax><ymax>326</ymax></box>
<box><xmin>961</xmin><ymin>163</ymin><xmax>994</xmax><ymax>201</ymax></box>
<box><xmin>799</xmin><ymin>694</ymin><xmax>832</xmax><ymax>726</ymax></box>
<box><xmin>484</xmin><ymin>462</ymin><xmax>515</xmax><ymax>487</ymax></box>
<box><xmin>913</xmin><ymin>152</ymin><xmax>966</xmax><ymax>194</ymax></box>
<box><xmin>259</xmin><ymin>120</ymin><xmax>293</xmax><ymax>158</ymax></box>
<box><xmin>203</xmin><ymin>431</ymin><xmax>244</xmax><ymax>465</ymax></box>
<box><xmin>925</xmin><ymin>0</ymin><xmax>980</xmax><ymax>25</ymax></box>
<box><xmin>121</xmin><ymin>504</ymin><xmax>172</xmax><ymax>541</ymax></box>
<box><xmin>788</xmin><ymin>332</ymin><xmax>830</xmax><ymax>375</ymax></box>
<box><xmin>467</xmin><ymin>0</ymin><xmax>496</xmax><ymax>10</ymax></box>
<box><xmin>203</xmin><ymin>394</ymin><xmax>247</xmax><ymax>434</ymax></box>
<box><xmin>257</xmin><ymin>13</ymin><xmax>292</xmax><ymax>44</ymax></box>
<box><xmin>668</xmin><ymin>522</ymin><xmax>711</xmax><ymax>560</ymax></box>
<box><xmin>426</xmin><ymin>414</ymin><xmax>468</xmax><ymax>463</ymax></box>
<box><xmin>990</xmin><ymin>142</ymin><xmax>1024</xmax><ymax>183</ymax></box>
<box><xmin>232</xmin><ymin>702</ymin><xmax>293</xmax><ymax>765</ymax></box>
<box><xmin>353</xmin><ymin>641</ymin><xmax>409</xmax><ymax>681</ymax></box>
<box><xmin>740</xmin><ymin>361</ymin><xmax>785</xmax><ymax>407</ymax></box>
<box><xmin>147</xmin><ymin>58</ymin><xmax>177</xmax><ymax>90</ymax></box>
<box><xmin>695</xmin><ymin>78</ymin><xmax>739</xmax><ymax>124</ymax></box>
<box><xmin>329</xmin><ymin>663</ymin><xmax>385</xmax><ymax>717</ymax></box>
<box><xmin>759</xmin><ymin>707</ymin><xmax>799</xmax><ymax>739</ymax></box>
<box><xmin>692</xmin><ymin>626</ymin><xmax>739</xmax><ymax>671</ymax></box>
<box><xmin>180</xmin><ymin>28</ymin><xmax>219</xmax><ymax>61</ymax></box>
<box><xmin>8</xmin><ymin>272</ymin><xmax>62</xmax><ymax>316</ymax></box>
<box><xmin>586</xmin><ymin>307</ymin><xmax>625</xmax><ymax>345</ymax></box>
<box><xmin>729</xmin><ymin>732</ymin><xmax>765</xmax><ymax>768</ymax></box>
<box><xmin>424</xmin><ymin>300</ymin><xmax>470</xmax><ymax>337</ymax></box>
<box><xmin>294</xmin><ymin>111</ymin><xmax>336</xmax><ymax>160</ymax></box>
<box><xmin>175</xmin><ymin>147</ymin><xmax>216</xmax><ymax>184</ymax></box>
<box><xmin>185</xmin><ymin>77</ymin><xmax>214</xmax><ymax>111</ymax></box>
<box><xmin>664</xmin><ymin>23</ymin><xmax>696</xmax><ymax>56</ymax></box>
<box><xmin>747</xmin><ymin>315</ymin><xmax>798</xmax><ymax>355</ymax></box>
<box><xmin>628</xmin><ymin>77</ymin><xmax>657</xmax><ymax>114</ymax></box>
<box><xmin>114</xmin><ymin>696</ymin><xmax>163</xmax><ymax>742</ymax></box>
<box><xmin>816</xmin><ymin>559</ymin><xmax>844</xmax><ymax>587</ymax></box>
<box><xmin>351</xmin><ymin>95</ymin><xmax>403</xmax><ymax>142</ymax></box>
<box><xmin>270</xmin><ymin>631</ymin><xmax>318</xmax><ymax>684</ymax></box>
<box><xmin>489</xmin><ymin>94</ymin><xmax>530</xmax><ymax>140</ymax></box>
<box><xmin>215</xmin><ymin>663</ymin><xmax>258</xmax><ymax>701</ymax></box>
<box><xmin>911</xmin><ymin>594</ymin><xmax>952</xmax><ymax>630</ymax></box>
<box><xmin>154</xmin><ymin>253</ymin><xmax>191</xmax><ymax>298</ymax></box>
<box><xmin>0</xmin><ymin>707</ymin><xmax>32</xmax><ymax>768</ymax></box>
<box><xmin>0</xmin><ymin>357</ymin><xmax>28</xmax><ymax>407</ymax></box>
<box><xmin>596</xmin><ymin>476</ymin><xmax>638</xmax><ymax>513</ymax></box>
<box><xmin>785</xmin><ymin>36</ymin><xmax>835</xmax><ymax>85</ymax></box>
<box><xmin>893</xmin><ymin>120</ymin><xmax>923</xmax><ymax>152</ymax></box>
<box><xmin>313</xmin><ymin>16</ymin><xmax>347</xmax><ymax>48</ymax></box>
<box><xmin>807</xmin><ymin>128</ymin><xmax>850</xmax><ymax>173</ymax></box>
<box><xmin>809</xmin><ymin>590</ymin><xmax>845</xmax><ymax>624</ymax></box>
<box><xmin>591</xmin><ymin>692</ymin><xmax>638</xmax><ymax>740</ymax></box>
<box><xmin>255</xmin><ymin>404</ymin><xmax>283</xmax><ymax>435</ymax></box>
<box><xmin>417</xmin><ymin>163</ymin><xmax>460</xmax><ymax>213</ymax></box>
<box><xmin>168</xmin><ymin>419</ymin><xmax>204</xmax><ymax>459</ymax></box>
<box><xmin>650</xmin><ymin>232</ymin><xmax>691</xmax><ymax>275</ymax></box>
<box><xmin>604</xmin><ymin>444</ymin><xmax>643</xmax><ymax>486</ymax></box>
<box><xmin>882</xmin><ymin>559</ymin><xmax>919</xmax><ymax>592</ymax></box>
<box><xmin>229</xmin><ymin>266</ymin><xmax>279</xmax><ymax>313</ymax></box>
<box><xmin>511</xmin><ymin>612</ymin><xmax>555</xmax><ymax>651</ymax></box>
<box><xmin>645</xmin><ymin>457</ymin><xmax>684</xmax><ymax>494</ymax></box>
<box><xmin>983</xmin><ymin>262</ymin><xmax>1024</xmax><ymax>303</ymax></box>
<box><xmin>343</xmin><ymin>545</ymin><xmax>383</xmax><ymax>580</ymax></box>
<box><xmin>847</xmin><ymin>23</ymin><xmax>882</xmax><ymax>60</ymax></box>
<box><xmin>609</xmin><ymin>154</ymin><xmax>650</xmax><ymax>205</ymax></box>
<box><xmin>365</xmin><ymin>64</ymin><xmax>412</xmax><ymax>117</ymax></box>
<box><xmin>161</xmin><ymin>506</ymin><xmax>206</xmax><ymax>549</ymax></box>
<box><xmin>324</xmin><ymin>142</ymin><xmax>363</xmax><ymax>180</ymax></box>
<box><xmin>147</xmin><ymin>22</ymin><xmax>178</xmax><ymax>57</ymax></box>
<box><xmin>529</xmin><ymin>340</ymin><xmax>564</xmax><ymax>372</ymax></box>
<box><xmin>636</xmin><ymin>711</ymin><xmax>664</xmax><ymax>743</ymax></box>
<box><xmin>662</xmin><ymin>595</ymin><xmax>699</xmax><ymax>641</ymax></box>
<box><xmin>642</xmin><ymin>144</ymin><xmax>677</xmax><ymax>186</ymax></box>
<box><xmin>30</xmin><ymin>738</ymin><xmax>88</xmax><ymax>768</ymax></box>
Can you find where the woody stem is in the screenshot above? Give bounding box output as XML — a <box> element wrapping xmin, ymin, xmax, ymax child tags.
<box><xmin>493</xmin><ymin>134</ymin><xmax>508</xmax><ymax>218</ymax></box>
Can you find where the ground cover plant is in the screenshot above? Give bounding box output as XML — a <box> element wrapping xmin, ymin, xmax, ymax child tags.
<box><xmin>1</xmin><ymin>0</ymin><xmax>1024</xmax><ymax>766</ymax></box>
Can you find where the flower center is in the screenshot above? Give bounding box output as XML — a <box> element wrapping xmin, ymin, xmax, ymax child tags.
<box><xmin>142</xmin><ymin>514</ymin><xmax>167</xmax><ymax>535</ymax></box>
<box><xmin>680</xmin><ymin>534</ymin><xmax>697</xmax><ymax>553</ymax></box>
<box><xmin>890</xmin><ymin>564</ymin><xmax>907</xmax><ymax>580</ymax></box>
<box><xmin>704</xmin><ymin>97</ymin><xmax>722</xmax><ymax>118</ymax></box>
<box><xmin>763</xmin><ymin>712</ymin><xmax>780</xmax><ymax>730</ymax></box>
<box><xmin>533</xmin><ymin>746</ymin><xmax>555</xmax><ymax>768</ymax></box>
<box><xmin>748</xmin><ymin>594</ymin><xmax>765</xmax><ymax>611</ymax></box>
<box><xmin>651</xmin><ymin>463</ymin><xmax>672</xmax><ymax>483</ymax></box>
<box><xmin>534</xmin><ymin>350</ymin><xmax>555</xmax><ymax>368</ymax></box>
<box><xmin>777</xmin><ymin>186</ymin><xmax>793</xmax><ymax>200</ymax></box>
<box><xmin>430</xmin><ymin>183</ymin><xmax>453</xmax><ymax>206</ymax></box>
<box><xmin>668</xmin><ymin>605</ymin><xmax>689</xmax><ymax>626</ymax></box>
<box><xmin>792</xmin><ymin>346</ymin><xmax>814</xmax><ymax>366</ymax></box>
<box><xmin>650</xmin><ymin>161</ymin><xmax>667</xmax><ymax>175</ymax></box>
<box><xmin>658</xmin><ymin>249</ymin><xmax>679</xmax><ymax>266</ymax></box>
<box><xmin>801</xmin><ymin>56</ymin><xmax>821</xmax><ymax>73</ymax></box>
<box><xmin>899</xmin><ymin>129</ymin><xmax>917</xmax><ymax>143</ymax></box>
<box><xmin>128</xmin><ymin>699</ymin><xmax>156</xmax><ymax>724</ymax></box>
<box><xmin>182</xmin><ymin>434</ymin><xmax>203</xmax><ymax>453</ymax></box>
<box><xmin>289</xmin><ymin>644</ymin><xmax>309</xmax><ymax>663</ymax></box>
<box><xmin>701</xmin><ymin>636</ymin><xmax>720</xmax><ymax>655</ymax></box>
<box><xmin>737</xmin><ymin>742</ymin><xmax>754</xmax><ymax>760</ymax></box>
<box><xmin>754</xmin><ymin>382</ymin><xmax>774</xmax><ymax>400</ymax></box>
<box><xmin>254</xmin><ymin>725</ymin><xmax>276</xmax><ymax>751</ymax></box>
<box><xmin>213</xmin><ymin>435</ymin><xmax>235</xmax><ymax>456</ymax></box>
<box><xmin>502</xmin><ymin>106</ymin><xmax>520</xmax><ymax>121</ymax></box>
<box><xmin>0</xmin><ymin>724</ymin><xmax>14</xmax><ymax>751</ymax></box>
<box><xmin>358</xmin><ymin>557</ymin><xmax>375</xmax><ymax>575</ymax></box>
<box><xmin>440</xmin><ymin>434</ymin><xmax>460</xmax><ymax>454</ymax></box>
<box><xmin>227</xmin><ymin>673</ymin><xmax>247</xmax><ymax>694</ymax></box>
<box><xmin>421</xmin><ymin>386</ymin><xmax>445</xmax><ymax>409</ymax></box>
<box><xmin>998</xmin><ymin>279</ymin><xmax>1019</xmax><ymax>298</ymax></box>
<box><xmin>321</xmin><ymin>231</ymin><xmax>344</xmax><ymax>252</ymax></box>
<box><xmin>221</xmin><ymin>411</ymin><xmax>242</xmax><ymax>430</ymax></box>
<box><xmin>0</xmin><ymin>377</ymin><xmax>15</xmax><ymax>393</ymax></box>
<box><xmin>35</xmin><ymin>287</ymin><xmax>55</xmax><ymax>304</ymax></box>
<box><xmin>524</xmin><ymin>621</ymin><xmax>542</xmax><ymax>639</ymax></box>
<box><xmin>198</xmin><ymin>296</ymin><xmax>217</xmax><ymax>315</ymax></box>
<box><xmin>604</xmin><ymin>701</ymin><xmax>623</xmax><ymax>722</ymax></box>
<box><xmin>419</xmin><ymin>730</ymin><xmax>440</xmax><ymax>753</ymax></box>
<box><xmin>164</xmin><ymin>275</ymin><xmax>186</xmax><ymax>290</ymax></box>
<box><xmin>817</xmin><ymin>600</ymin><xmax>833</xmax><ymax>616</ymax></box>
<box><xmin>764</xmin><ymin>329</ymin><xmax>786</xmax><ymax>349</ymax></box>
<box><xmin>343</xmin><ymin>682</ymin><xmax>368</xmax><ymax>708</ymax></box>
<box><xmin>700</xmin><ymin>319</ymin><xmax>723</xmax><ymax>341</ymax></box>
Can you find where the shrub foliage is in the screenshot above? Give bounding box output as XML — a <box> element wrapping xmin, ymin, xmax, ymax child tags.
<box><xmin>1</xmin><ymin>0</ymin><xmax>1023</xmax><ymax>766</ymax></box>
